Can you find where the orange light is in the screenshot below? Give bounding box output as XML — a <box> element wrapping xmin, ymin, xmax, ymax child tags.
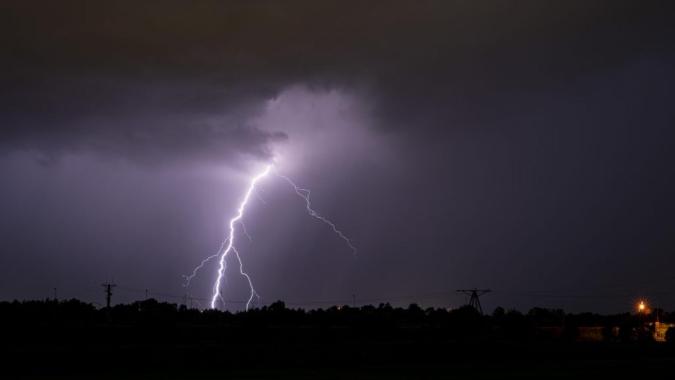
<box><xmin>638</xmin><ymin>301</ymin><xmax>646</xmax><ymax>312</ymax></box>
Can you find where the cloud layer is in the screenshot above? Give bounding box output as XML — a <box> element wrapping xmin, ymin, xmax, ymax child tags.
<box><xmin>2</xmin><ymin>1</ymin><xmax>673</xmax><ymax>164</ymax></box>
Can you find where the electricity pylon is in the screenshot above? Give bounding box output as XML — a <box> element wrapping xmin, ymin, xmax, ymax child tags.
<box><xmin>456</xmin><ymin>288</ymin><xmax>491</xmax><ymax>315</ymax></box>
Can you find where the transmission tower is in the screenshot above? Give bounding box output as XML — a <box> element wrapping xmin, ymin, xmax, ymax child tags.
<box><xmin>456</xmin><ymin>288</ymin><xmax>491</xmax><ymax>315</ymax></box>
<box><xmin>102</xmin><ymin>283</ymin><xmax>117</xmax><ymax>308</ymax></box>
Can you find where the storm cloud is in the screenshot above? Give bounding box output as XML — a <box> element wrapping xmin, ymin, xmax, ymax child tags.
<box><xmin>3</xmin><ymin>0</ymin><xmax>673</xmax><ymax>162</ymax></box>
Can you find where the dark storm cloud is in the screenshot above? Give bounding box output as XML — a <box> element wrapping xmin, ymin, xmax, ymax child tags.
<box><xmin>2</xmin><ymin>0</ymin><xmax>674</xmax><ymax>162</ymax></box>
<box><xmin>0</xmin><ymin>76</ymin><xmax>287</xmax><ymax>163</ymax></box>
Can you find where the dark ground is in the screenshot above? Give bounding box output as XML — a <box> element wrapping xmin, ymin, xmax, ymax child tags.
<box><xmin>2</xmin><ymin>300</ymin><xmax>674</xmax><ymax>378</ymax></box>
<box><xmin>2</xmin><ymin>326</ymin><xmax>675</xmax><ymax>379</ymax></box>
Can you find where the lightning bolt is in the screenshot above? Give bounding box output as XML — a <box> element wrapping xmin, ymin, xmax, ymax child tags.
<box><xmin>275</xmin><ymin>173</ymin><xmax>358</xmax><ymax>256</ymax></box>
<box><xmin>182</xmin><ymin>239</ymin><xmax>227</xmax><ymax>287</ymax></box>
<box><xmin>239</xmin><ymin>221</ymin><xmax>253</xmax><ymax>242</ymax></box>
<box><xmin>210</xmin><ymin>165</ymin><xmax>271</xmax><ymax>310</ymax></box>
<box><xmin>184</xmin><ymin>164</ymin><xmax>357</xmax><ymax>310</ymax></box>
<box><xmin>232</xmin><ymin>246</ymin><xmax>259</xmax><ymax>308</ymax></box>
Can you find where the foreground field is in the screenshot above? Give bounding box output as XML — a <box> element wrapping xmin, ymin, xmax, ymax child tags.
<box><xmin>3</xmin><ymin>325</ymin><xmax>674</xmax><ymax>379</ymax></box>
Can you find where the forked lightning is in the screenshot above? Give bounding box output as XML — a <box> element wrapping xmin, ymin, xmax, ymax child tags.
<box><xmin>184</xmin><ymin>165</ymin><xmax>356</xmax><ymax>310</ymax></box>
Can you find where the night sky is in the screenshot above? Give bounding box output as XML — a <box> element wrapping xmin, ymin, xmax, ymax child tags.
<box><xmin>1</xmin><ymin>1</ymin><xmax>674</xmax><ymax>313</ymax></box>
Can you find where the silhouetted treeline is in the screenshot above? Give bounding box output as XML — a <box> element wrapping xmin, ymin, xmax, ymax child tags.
<box><xmin>0</xmin><ymin>299</ymin><xmax>671</xmax><ymax>343</ymax></box>
<box><xmin>3</xmin><ymin>299</ymin><xmax>675</xmax><ymax>378</ymax></box>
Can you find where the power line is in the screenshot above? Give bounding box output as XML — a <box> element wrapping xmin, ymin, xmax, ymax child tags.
<box><xmin>84</xmin><ymin>281</ymin><xmax>675</xmax><ymax>311</ymax></box>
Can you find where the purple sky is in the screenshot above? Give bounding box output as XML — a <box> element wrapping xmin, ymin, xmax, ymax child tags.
<box><xmin>1</xmin><ymin>1</ymin><xmax>674</xmax><ymax>312</ymax></box>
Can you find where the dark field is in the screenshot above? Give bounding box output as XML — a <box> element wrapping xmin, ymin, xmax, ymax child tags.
<box><xmin>2</xmin><ymin>300</ymin><xmax>674</xmax><ymax>378</ymax></box>
<box><xmin>4</xmin><ymin>327</ymin><xmax>675</xmax><ymax>379</ymax></box>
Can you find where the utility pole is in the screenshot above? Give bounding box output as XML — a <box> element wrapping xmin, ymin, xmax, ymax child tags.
<box><xmin>145</xmin><ymin>288</ymin><xmax>149</xmax><ymax>299</ymax></box>
<box><xmin>102</xmin><ymin>283</ymin><xmax>116</xmax><ymax>308</ymax></box>
<box><xmin>456</xmin><ymin>289</ymin><xmax>491</xmax><ymax>315</ymax></box>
